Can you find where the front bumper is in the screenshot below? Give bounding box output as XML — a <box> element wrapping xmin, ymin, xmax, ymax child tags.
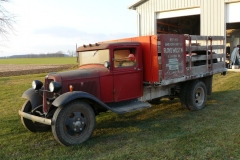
<box><xmin>18</xmin><ymin>110</ymin><xmax>52</xmax><ymax>125</ymax></box>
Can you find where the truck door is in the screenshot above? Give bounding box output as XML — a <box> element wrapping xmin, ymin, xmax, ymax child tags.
<box><xmin>112</xmin><ymin>47</ymin><xmax>143</xmax><ymax>102</ymax></box>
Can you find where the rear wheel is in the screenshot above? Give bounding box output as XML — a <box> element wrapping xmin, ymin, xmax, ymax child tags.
<box><xmin>187</xmin><ymin>81</ymin><xmax>207</xmax><ymax>110</ymax></box>
<box><xmin>51</xmin><ymin>100</ymin><xmax>96</xmax><ymax>146</ymax></box>
<box><xmin>21</xmin><ymin>101</ymin><xmax>50</xmax><ymax>132</ymax></box>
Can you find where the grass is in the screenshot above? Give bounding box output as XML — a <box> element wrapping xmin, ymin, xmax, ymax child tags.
<box><xmin>1</xmin><ymin>71</ymin><xmax>240</xmax><ymax>159</ymax></box>
<box><xmin>0</xmin><ymin>57</ymin><xmax>77</xmax><ymax>64</ymax></box>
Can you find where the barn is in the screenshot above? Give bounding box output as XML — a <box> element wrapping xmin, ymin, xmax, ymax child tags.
<box><xmin>129</xmin><ymin>0</ymin><xmax>240</xmax><ymax>53</ymax></box>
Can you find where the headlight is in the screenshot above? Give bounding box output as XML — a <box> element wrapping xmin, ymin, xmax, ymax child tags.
<box><xmin>49</xmin><ymin>81</ymin><xmax>62</xmax><ymax>93</ymax></box>
<box><xmin>104</xmin><ymin>61</ymin><xmax>110</xmax><ymax>68</ymax></box>
<box><xmin>32</xmin><ymin>80</ymin><xmax>43</xmax><ymax>90</ymax></box>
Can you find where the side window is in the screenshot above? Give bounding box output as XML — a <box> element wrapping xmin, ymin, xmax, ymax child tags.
<box><xmin>114</xmin><ymin>48</ymin><xmax>136</xmax><ymax>68</ymax></box>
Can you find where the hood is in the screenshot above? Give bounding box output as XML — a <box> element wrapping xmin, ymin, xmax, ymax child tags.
<box><xmin>46</xmin><ymin>65</ymin><xmax>110</xmax><ymax>85</ymax></box>
<box><xmin>52</xmin><ymin>66</ymin><xmax>110</xmax><ymax>81</ymax></box>
<box><xmin>47</xmin><ymin>66</ymin><xmax>109</xmax><ymax>97</ymax></box>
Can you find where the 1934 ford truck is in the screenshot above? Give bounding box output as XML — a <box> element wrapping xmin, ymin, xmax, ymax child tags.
<box><xmin>18</xmin><ymin>34</ymin><xmax>227</xmax><ymax>146</ymax></box>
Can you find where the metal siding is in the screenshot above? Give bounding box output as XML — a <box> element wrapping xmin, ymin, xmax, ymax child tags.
<box><xmin>225</xmin><ymin>0</ymin><xmax>240</xmax><ymax>2</ymax></box>
<box><xmin>135</xmin><ymin>0</ymin><xmax>234</xmax><ymax>37</ymax></box>
<box><xmin>201</xmin><ymin>0</ymin><xmax>225</xmax><ymax>36</ymax></box>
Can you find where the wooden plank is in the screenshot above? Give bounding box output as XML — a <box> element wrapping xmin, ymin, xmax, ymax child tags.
<box><xmin>212</xmin><ymin>54</ymin><xmax>225</xmax><ymax>59</ymax></box>
<box><xmin>191</xmin><ymin>65</ymin><xmax>207</xmax><ymax>74</ymax></box>
<box><xmin>212</xmin><ymin>45</ymin><xmax>225</xmax><ymax>50</ymax></box>
<box><xmin>187</xmin><ymin>45</ymin><xmax>225</xmax><ymax>51</ymax></box>
<box><xmin>186</xmin><ymin>55</ymin><xmax>206</xmax><ymax>62</ymax></box>
<box><xmin>189</xmin><ymin>35</ymin><xmax>208</xmax><ymax>40</ymax></box>
<box><xmin>209</xmin><ymin>36</ymin><xmax>225</xmax><ymax>40</ymax></box>
<box><xmin>212</xmin><ymin>62</ymin><xmax>225</xmax><ymax>71</ymax></box>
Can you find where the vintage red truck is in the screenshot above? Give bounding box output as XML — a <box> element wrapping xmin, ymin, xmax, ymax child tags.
<box><xmin>19</xmin><ymin>34</ymin><xmax>227</xmax><ymax>146</ymax></box>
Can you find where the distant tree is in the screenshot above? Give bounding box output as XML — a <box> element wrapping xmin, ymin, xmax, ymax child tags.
<box><xmin>56</xmin><ymin>51</ymin><xmax>65</xmax><ymax>57</ymax></box>
<box><xmin>67</xmin><ymin>50</ymin><xmax>76</xmax><ymax>57</ymax></box>
<box><xmin>0</xmin><ymin>0</ymin><xmax>15</xmax><ymax>39</ymax></box>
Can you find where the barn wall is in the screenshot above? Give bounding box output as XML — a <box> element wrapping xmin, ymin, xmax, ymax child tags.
<box><xmin>135</xmin><ymin>0</ymin><xmax>240</xmax><ymax>36</ymax></box>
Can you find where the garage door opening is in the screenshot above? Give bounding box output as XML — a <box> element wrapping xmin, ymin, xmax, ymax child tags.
<box><xmin>157</xmin><ymin>15</ymin><xmax>200</xmax><ymax>35</ymax></box>
<box><xmin>226</xmin><ymin>2</ymin><xmax>240</xmax><ymax>55</ymax></box>
<box><xmin>226</xmin><ymin>22</ymin><xmax>240</xmax><ymax>54</ymax></box>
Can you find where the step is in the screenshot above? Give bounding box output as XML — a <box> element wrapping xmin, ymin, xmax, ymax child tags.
<box><xmin>107</xmin><ymin>99</ymin><xmax>151</xmax><ymax>114</ymax></box>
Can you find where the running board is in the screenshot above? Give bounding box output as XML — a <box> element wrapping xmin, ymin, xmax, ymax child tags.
<box><xmin>107</xmin><ymin>100</ymin><xmax>151</xmax><ymax>114</ymax></box>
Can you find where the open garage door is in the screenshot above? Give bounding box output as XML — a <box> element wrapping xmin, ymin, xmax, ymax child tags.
<box><xmin>226</xmin><ymin>2</ymin><xmax>240</xmax><ymax>55</ymax></box>
<box><xmin>156</xmin><ymin>8</ymin><xmax>200</xmax><ymax>35</ymax></box>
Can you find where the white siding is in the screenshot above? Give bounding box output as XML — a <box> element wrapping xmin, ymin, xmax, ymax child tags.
<box><xmin>226</xmin><ymin>2</ymin><xmax>240</xmax><ymax>22</ymax></box>
<box><xmin>135</xmin><ymin>0</ymin><xmax>240</xmax><ymax>36</ymax></box>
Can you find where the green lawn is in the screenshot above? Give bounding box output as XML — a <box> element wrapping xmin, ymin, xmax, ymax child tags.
<box><xmin>0</xmin><ymin>57</ymin><xmax>77</xmax><ymax>64</ymax></box>
<box><xmin>1</xmin><ymin>72</ymin><xmax>240</xmax><ymax>159</ymax></box>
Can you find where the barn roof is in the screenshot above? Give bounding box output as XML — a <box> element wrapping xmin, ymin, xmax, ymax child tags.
<box><xmin>128</xmin><ymin>0</ymin><xmax>148</xmax><ymax>10</ymax></box>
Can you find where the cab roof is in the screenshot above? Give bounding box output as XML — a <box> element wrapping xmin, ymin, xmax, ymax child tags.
<box><xmin>76</xmin><ymin>42</ymin><xmax>140</xmax><ymax>52</ymax></box>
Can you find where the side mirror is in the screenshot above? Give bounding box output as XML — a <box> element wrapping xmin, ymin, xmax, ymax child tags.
<box><xmin>104</xmin><ymin>61</ymin><xmax>110</xmax><ymax>68</ymax></box>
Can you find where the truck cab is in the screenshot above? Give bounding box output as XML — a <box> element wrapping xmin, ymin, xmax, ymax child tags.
<box><xmin>76</xmin><ymin>42</ymin><xmax>143</xmax><ymax>102</ymax></box>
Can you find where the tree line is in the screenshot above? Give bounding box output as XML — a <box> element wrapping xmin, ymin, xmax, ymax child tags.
<box><xmin>3</xmin><ymin>50</ymin><xmax>77</xmax><ymax>58</ymax></box>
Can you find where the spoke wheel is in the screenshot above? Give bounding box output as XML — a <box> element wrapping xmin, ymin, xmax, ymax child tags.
<box><xmin>21</xmin><ymin>101</ymin><xmax>50</xmax><ymax>132</ymax></box>
<box><xmin>52</xmin><ymin>100</ymin><xmax>95</xmax><ymax>146</ymax></box>
<box><xmin>187</xmin><ymin>81</ymin><xmax>207</xmax><ymax>111</ymax></box>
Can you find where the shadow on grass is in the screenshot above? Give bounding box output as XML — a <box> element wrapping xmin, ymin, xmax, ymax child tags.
<box><xmin>87</xmin><ymin>89</ymin><xmax>240</xmax><ymax>146</ymax></box>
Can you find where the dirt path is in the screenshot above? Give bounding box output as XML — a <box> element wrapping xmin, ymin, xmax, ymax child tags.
<box><xmin>0</xmin><ymin>64</ymin><xmax>76</xmax><ymax>77</ymax></box>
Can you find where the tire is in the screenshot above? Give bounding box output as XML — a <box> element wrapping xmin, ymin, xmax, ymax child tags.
<box><xmin>51</xmin><ymin>100</ymin><xmax>96</xmax><ymax>146</ymax></box>
<box><xmin>187</xmin><ymin>81</ymin><xmax>207</xmax><ymax>111</ymax></box>
<box><xmin>21</xmin><ymin>101</ymin><xmax>51</xmax><ymax>132</ymax></box>
<box><xmin>148</xmin><ymin>98</ymin><xmax>161</xmax><ymax>105</ymax></box>
<box><xmin>179</xmin><ymin>82</ymin><xmax>192</xmax><ymax>110</ymax></box>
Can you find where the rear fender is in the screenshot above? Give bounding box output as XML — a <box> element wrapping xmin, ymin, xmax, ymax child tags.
<box><xmin>52</xmin><ymin>91</ymin><xmax>111</xmax><ymax>110</ymax></box>
<box><xmin>22</xmin><ymin>88</ymin><xmax>43</xmax><ymax>110</ymax></box>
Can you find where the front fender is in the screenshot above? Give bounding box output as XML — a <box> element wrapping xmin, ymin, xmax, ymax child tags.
<box><xmin>22</xmin><ymin>88</ymin><xmax>42</xmax><ymax>110</ymax></box>
<box><xmin>52</xmin><ymin>91</ymin><xmax>111</xmax><ymax>110</ymax></box>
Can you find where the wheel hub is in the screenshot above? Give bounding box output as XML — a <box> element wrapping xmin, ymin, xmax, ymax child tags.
<box><xmin>72</xmin><ymin>117</ymin><xmax>85</xmax><ymax>132</ymax></box>
<box><xmin>65</xmin><ymin>112</ymin><xmax>86</xmax><ymax>135</ymax></box>
<box><xmin>195</xmin><ymin>88</ymin><xmax>204</xmax><ymax>105</ymax></box>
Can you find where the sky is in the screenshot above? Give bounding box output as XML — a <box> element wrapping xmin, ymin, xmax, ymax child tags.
<box><xmin>0</xmin><ymin>0</ymin><xmax>138</xmax><ymax>57</ymax></box>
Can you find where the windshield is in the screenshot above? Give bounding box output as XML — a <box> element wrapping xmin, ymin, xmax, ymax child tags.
<box><xmin>78</xmin><ymin>49</ymin><xmax>109</xmax><ymax>66</ymax></box>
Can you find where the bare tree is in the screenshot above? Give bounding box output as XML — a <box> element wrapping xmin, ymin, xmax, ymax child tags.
<box><xmin>67</xmin><ymin>50</ymin><xmax>76</xmax><ymax>57</ymax></box>
<box><xmin>0</xmin><ymin>0</ymin><xmax>15</xmax><ymax>39</ymax></box>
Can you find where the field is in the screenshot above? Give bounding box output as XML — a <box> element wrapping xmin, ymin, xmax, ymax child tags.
<box><xmin>0</xmin><ymin>58</ymin><xmax>240</xmax><ymax>159</ymax></box>
<box><xmin>0</xmin><ymin>57</ymin><xmax>77</xmax><ymax>77</ymax></box>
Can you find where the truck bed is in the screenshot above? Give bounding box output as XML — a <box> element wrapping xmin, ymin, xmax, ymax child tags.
<box><xmin>157</xmin><ymin>35</ymin><xmax>227</xmax><ymax>85</ymax></box>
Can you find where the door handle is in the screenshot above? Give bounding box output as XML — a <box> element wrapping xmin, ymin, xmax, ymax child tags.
<box><xmin>134</xmin><ymin>68</ymin><xmax>141</xmax><ymax>71</ymax></box>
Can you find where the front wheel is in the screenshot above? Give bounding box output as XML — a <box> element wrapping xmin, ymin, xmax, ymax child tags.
<box><xmin>51</xmin><ymin>100</ymin><xmax>96</xmax><ymax>146</ymax></box>
<box><xmin>187</xmin><ymin>81</ymin><xmax>207</xmax><ymax>110</ymax></box>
